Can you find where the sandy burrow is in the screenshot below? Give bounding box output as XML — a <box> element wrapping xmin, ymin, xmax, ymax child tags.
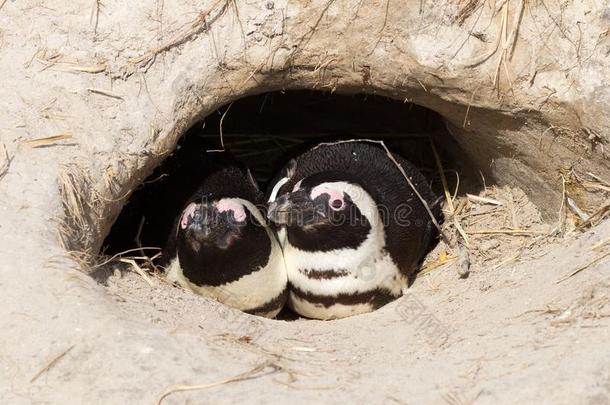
<box><xmin>1</xmin><ymin>197</ymin><xmax>609</xmax><ymax>404</ymax></box>
<box><xmin>0</xmin><ymin>0</ymin><xmax>609</xmax><ymax>404</ymax></box>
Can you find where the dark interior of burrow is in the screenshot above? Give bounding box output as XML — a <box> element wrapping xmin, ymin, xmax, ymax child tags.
<box><xmin>102</xmin><ymin>90</ymin><xmax>482</xmax><ymax>269</ymax></box>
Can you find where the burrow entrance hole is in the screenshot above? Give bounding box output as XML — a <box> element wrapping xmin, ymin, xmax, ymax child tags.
<box><xmin>99</xmin><ymin>90</ymin><xmax>489</xmax><ymax>318</ymax></box>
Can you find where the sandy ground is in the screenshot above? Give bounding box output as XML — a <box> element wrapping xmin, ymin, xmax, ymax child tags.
<box><xmin>52</xmin><ymin>216</ymin><xmax>610</xmax><ymax>404</ymax></box>
<box><xmin>1</xmin><ymin>0</ymin><xmax>609</xmax><ymax>404</ymax></box>
<box><xmin>3</xmin><ymin>180</ymin><xmax>608</xmax><ymax>404</ymax></box>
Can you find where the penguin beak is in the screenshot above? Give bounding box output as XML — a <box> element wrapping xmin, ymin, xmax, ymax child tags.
<box><xmin>267</xmin><ymin>190</ymin><xmax>318</xmax><ymax>226</ymax></box>
<box><xmin>184</xmin><ymin>203</ymin><xmax>213</xmax><ymax>239</ymax></box>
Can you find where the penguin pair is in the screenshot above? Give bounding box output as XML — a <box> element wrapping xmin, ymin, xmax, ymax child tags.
<box><xmin>266</xmin><ymin>141</ymin><xmax>441</xmax><ymax>320</ymax></box>
<box><xmin>163</xmin><ymin>141</ymin><xmax>439</xmax><ymax>320</ymax></box>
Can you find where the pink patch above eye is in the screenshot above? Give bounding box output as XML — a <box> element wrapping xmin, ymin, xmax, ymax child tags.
<box><xmin>180</xmin><ymin>203</ymin><xmax>199</xmax><ymax>229</ymax></box>
<box><xmin>311</xmin><ymin>185</ymin><xmax>344</xmax><ymax>211</ymax></box>
<box><xmin>216</xmin><ymin>199</ymin><xmax>247</xmax><ymax>222</ymax></box>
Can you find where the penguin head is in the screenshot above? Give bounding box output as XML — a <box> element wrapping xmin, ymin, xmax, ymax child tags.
<box><xmin>268</xmin><ymin>183</ymin><xmax>347</xmax><ymax>226</ymax></box>
<box><xmin>178</xmin><ymin>198</ymin><xmax>249</xmax><ymax>252</ymax></box>
<box><xmin>268</xmin><ymin>173</ymin><xmax>377</xmax><ymax>251</ymax></box>
<box><xmin>175</xmin><ymin>195</ymin><xmax>276</xmax><ymax>288</ymax></box>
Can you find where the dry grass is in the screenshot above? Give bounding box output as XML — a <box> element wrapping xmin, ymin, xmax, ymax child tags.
<box><xmin>119</xmin><ymin>258</ymin><xmax>155</xmax><ymax>286</ymax></box>
<box><xmin>30</xmin><ymin>345</ymin><xmax>75</xmax><ymax>383</ymax></box>
<box><xmin>575</xmin><ymin>204</ymin><xmax>610</xmax><ymax>231</ymax></box>
<box><xmin>90</xmin><ymin>0</ymin><xmax>101</xmax><ymax>34</ymax></box>
<box><xmin>422</xmin><ymin>184</ymin><xmax>549</xmax><ymax>277</ymax></box>
<box><xmin>128</xmin><ymin>0</ymin><xmax>229</xmax><ymax>71</ymax></box>
<box><xmin>556</xmin><ymin>251</ymin><xmax>610</xmax><ymax>284</ymax></box>
<box><xmin>58</xmin><ymin>62</ymin><xmax>107</xmax><ymax>73</ymax></box>
<box><xmin>57</xmin><ymin>164</ymin><xmax>100</xmax><ymax>266</ymax></box>
<box><xmin>39</xmin><ymin>98</ymin><xmax>69</xmax><ymax>120</ymax></box>
<box><xmin>419</xmin><ymin>251</ymin><xmax>457</xmax><ymax>276</ymax></box>
<box><xmin>57</xmin><ymin>155</ymin><xmax>166</xmax><ymax>279</ymax></box>
<box><xmin>592</xmin><ymin>236</ymin><xmax>610</xmax><ymax>251</ymax></box>
<box><xmin>87</xmin><ymin>88</ymin><xmax>124</xmax><ymax>100</ymax></box>
<box><xmin>34</xmin><ymin>50</ymin><xmax>107</xmax><ymax>73</ymax></box>
<box><xmin>466</xmin><ymin>228</ymin><xmax>548</xmax><ymax>235</ymax></box>
<box><xmin>462</xmin><ymin>0</ymin><xmax>525</xmax><ymax>96</ymax></box>
<box><xmin>560</xmin><ymin>168</ymin><xmax>610</xmax><ymax>232</ymax></box>
<box><xmin>23</xmin><ymin>134</ymin><xmax>73</xmax><ymax>148</ymax></box>
<box><xmin>156</xmin><ymin>360</ymin><xmax>275</xmax><ymax>405</ymax></box>
<box><xmin>466</xmin><ymin>193</ymin><xmax>503</xmax><ymax>206</ymax></box>
<box><xmin>453</xmin><ymin>0</ymin><xmax>481</xmax><ymax>26</ymax></box>
<box><xmin>56</xmin><ymin>158</ymin><xmax>172</xmax><ymax>283</ymax></box>
<box><xmin>429</xmin><ymin>139</ymin><xmax>470</xmax><ymax>277</ymax></box>
<box><xmin>0</xmin><ymin>143</ymin><xmax>13</xmax><ymax>181</ymax></box>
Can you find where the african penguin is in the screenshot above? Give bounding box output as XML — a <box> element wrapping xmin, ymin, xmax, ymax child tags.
<box><xmin>162</xmin><ymin>164</ymin><xmax>287</xmax><ymax>318</ymax></box>
<box><xmin>266</xmin><ymin>141</ymin><xmax>440</xmax><ymax>320</ymax></box>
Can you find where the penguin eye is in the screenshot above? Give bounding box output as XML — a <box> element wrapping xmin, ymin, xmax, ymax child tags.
<box><xmin>311</xmin><ymin>185</ymin><xmax>345</xmax><ymax>211</ymax></box>
<box><xmin>329</xmin><ymin>198</ymin><xmax>344</xmax><ymax>211</ymax></box>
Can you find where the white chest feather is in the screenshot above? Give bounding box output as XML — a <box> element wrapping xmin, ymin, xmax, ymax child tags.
<box><xmin>283</xmin><ymin>237</ymin><xmax>404</xmax><ymax>296</ymax></box>
<box><xmin>280</xmin><ymin>182</ymin><xmax>407</xmax><ymax>318</ymax></box>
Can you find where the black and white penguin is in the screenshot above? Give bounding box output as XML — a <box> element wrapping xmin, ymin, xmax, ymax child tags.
<box><xmin>162</xmin><ymin>164</ymin><xmax>287</xmax><ymax>318</ymax></box>
<box><xmin>266</xmin><ymin>141</ymin><xmax>440</xmax><ymax>320</ymax></box>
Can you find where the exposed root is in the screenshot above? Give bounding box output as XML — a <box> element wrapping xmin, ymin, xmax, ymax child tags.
<box><xmin>127</xmin><ymin>0</ymin><xmax>229</xmax><ymax>73</ymax></box>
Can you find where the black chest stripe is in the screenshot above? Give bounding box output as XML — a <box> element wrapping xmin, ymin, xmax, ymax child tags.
<box><xmin>289</xmin><ymin>283</ymin><xmax>398</xmax><ymax>309</ymax></box>
<box><xmin>244</xmin><ymin>288</ymin><xmax>288</xmax><ymax>316</ymax></box>
<box><xmin>286</xmin><ymin>207</ymin><xmax>371</xmax><ymax>253</ymax></box>
<box><xmin>299</xmin><ymin>268</ymin><xmax>350</xmax><ymax>280</ymax></box>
